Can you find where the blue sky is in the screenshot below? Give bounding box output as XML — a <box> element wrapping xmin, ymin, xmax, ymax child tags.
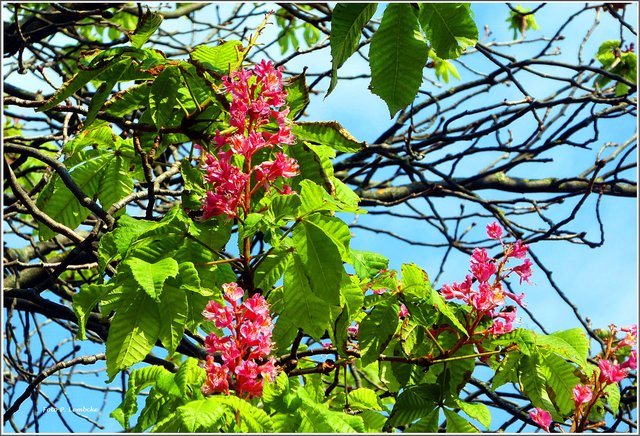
<box><xmin>3</xmin><ymin>2</ymin><xmax>637</xmax><ymax>432</ymax></box>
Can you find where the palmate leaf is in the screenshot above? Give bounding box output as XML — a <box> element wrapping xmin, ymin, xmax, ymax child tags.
<box><xmin>106</xmin><ymin>292</ymin><xmax>161</xmax><ymax>381</ymax></box>
<box><xmin>286</xmin><ymin>142</ymin><xmax>336</xmax><ymax>195</ymax></box>
<box><xmin>519</xmin><ymin>353</ymin><xmax>561</xmax><ymax>421</ymax></box>
<box><xmin>306</xmin><ymin>214</ymin><xmax>352</xmax><ymax>262</ymax></box>
<box><xmin>369</xmin><ymin>3</ymin><xmax>429</xmax><ymax>118</ymax></box>
<box><xmin>401</xmin><ymin>263</ymin><xmax>430</xmax><ymax>298</ymax></box>
<box><xmin>536</xmin><ymin>328</ymin><xmax>589</xmax><ymax>368</ymax></box>
<box><xmin>84</xmin><ymin>58</ymin><xmax>130</xmax><ymax>127</ymax></box>
<box><xmin>328</xmin><ymin>3</ymin><xmax>378</xmax><ymax>95</ymax></box>
<box><xmin>98</xmin><ymin>215</ymin><xmax>154</xmax><ymax>272</ymax></box>
<box><xmin>174</xmin><ymin>358</ymin><xmax>205</xmax><ymax>398</ymax></box>
<box><xmin>297</xmin><ymin>389</ymin><xmax>364</xmax><ymax>433</ymax></box>
<box><xmin>418</xmin><ymin>4</ymin><xmax>478</xmax><ymax>59</ymax></box>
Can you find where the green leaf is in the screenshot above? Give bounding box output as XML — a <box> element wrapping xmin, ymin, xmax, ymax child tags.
<box><xmin>297</xmin><ymin>389</ymin><xmax>364</xmax><ymax>432</ymax></box>
<box><xmin>603</xmin><ymin>382</ymin><xmax>620</xmax><ymax>413</ymax></box>
<box><xmin>129</xmin><ymin>11</ymin><xmax>163</xmax><ymax>48</ymax></box>
<box><xmin>491</xmin><ymin>328</ymin><xmax>535</xmax><ymax>355</ymax></box>
<box><xmin>254</xmin><ymin>246</ymin><xmax>292</xmax><ymax>290</ymax></box>
<box><xmin>540</xmin><ymin>351</ymin><xmax>580</xmax><ymax>417</ymax></box>
<box><xmin>158</xmin><ymin>275</ymin><xmax>188</xmax><ymax>355</ymax></box>
<box><xmin>84</xmin><ymin>59</ymin><xmax>130</xmax><ymax>127</ymax></box>
<box><xmin>328</xmin><ymin>3</ymin><xmax>378</xmax><ymax>95</ymax></box>
<box><xmin>189</xmin><ymin>40</ymin><xmax>243</xmax><ymax>74</ymax></box>
<box><xmin>218</xmin><ymin>396</ymin><xmax>274</xmax><ymax>433</ymax></box>
<box><xmin>292</xmin><ymin>220</ymin><xmax>343</xmax><ymax>305</ymax></box>
<box><xmin>491</xmin><ymin>351</ymin><xmax>522</xmax><ymax>390</ymax></box>
<box><xmin>72</xmin><ymin>284</ymin><xmax>111</xmax><ymax>340</ymax></box>
<box><xmin>369</xmin><ymin>3</ymin><xmax>429</xmax><ymax>118</ymax></box>
<box><xmin>98</xmin><ymin>215</ymin><xmax>154</xmax><ymax>272</ymax></box>
<box><xmin>506</xmin><ymin>5</ymin><xmax>540</xmax><ymax>39</ymax></box>
<box><xmin>409</xmin><ymin>408</ymin><xmax>440</xmax><ymax>432</ymax></box>
<box><xmin>430</xmin><ymin>288</ymin><xmax>468</xmax><ymax>336</ymax></box>
<box><xmin>306</xmin><ymin>214</ymin><xmax>352</xmax><ymax>262</ymax></box>
<box><xmin>348</xmin><ymin>388</ymin><xmax>382</xmax><ymax>411</ymax></box>
<box><xmin>285</xmin><ymin>71</ymin><xmax>310</xmax><ymax>118</ymax></box>
<box><xmin>443</xmin><ymin>408</ymin><xmax>479</xmax><ymax>433</ymax></box>
<box><xmin>359</xmin><ymin>297</ymin><xmax>399</xmax><ymax>366</ymax></box>
<box><xmin>104</xmin><ymin>83</ymin><xmax>152</xmax><ymax>117</ymax></box>
<box><xmin>124</xmin><ymin>257</ymin><xmax>179</xmax><ymax>301</ymax></box>
<box><xmin>37</xmin><ymin>153</ymin><xmax>104</xmax><ymax>241</ymax></box>
<box><xmin>389</xmin><ymin>384</ymin><xmax>439</xmax><ymax>426</ymax></box>
<box><xmin>454</xmin><ymin>399</ymin><xmax>491</xmax><ymax>430</ymax></box>
<box><xmin>38</xmin><ymin>68</ymin><xmax>108</xmax><ymax>112</ymax></box>
<box><xmin>278</xmin><ymin>253</ymin><xmax>331</xmax><ymax>341</ymax></box>
<box><xmin>401</xmin><ymin>263</ymin><xmax>430</xmax><ymax>298</ymax></box>
<box><xmin>536</xmin><ymin>328</ymin><xmax>589</xmax><ymax>368</ymax></box>
<box><xmin>361</xmin><ymin>410</ymin><xmax>388</xmax><ymax>432</ymax></box>
<box><xmin>106</xmin><ymin>292</ymin><xmax>161</xmax><ymax>381</ymax></box>
<box><xmin>350</xmin><ymin>250</ymin><xmax>389</xmax><ymax>279</ymax></box>
<box><xmin>293</xmin><ymin>121</ymin><xmax>365</xmax><ymax>152</ymax></box>
<box><xmin>178</xmin><ymin>398</ymin><xmax>227</xmax><ymax>432</ymax></box>
<box><xmin>97</xmin><ymin>142</ymin><xmax>135</xmax><ymax>212</ymax></box>
<box><xmin>149</xmin><ymin>65</ymin><xmax>182</xmax><ymax>129</ymax></box>
<box><xmin>174</xmin><ymin>358</ymin><xmax>205</xmax><ymax>398</ymax></box>
<box><xmin>111</xmin><ymin>365</ymin><xmax>172</xmax><ymax>429</ymax></box>
<box><xmin>519</xmin><ymin>353</ymin><xmax>560</xmax><ymax>421</ymax></box>
<box><xmin>418</xmin><ymin>4</ymin><xmax>478</xmax><ymax>59</ymax></box>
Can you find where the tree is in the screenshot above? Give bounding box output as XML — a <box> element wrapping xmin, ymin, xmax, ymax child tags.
<box><xmin>2</xmin><ymin>2</ymin><xmax>637</xmax><ymax>433</ymax></box>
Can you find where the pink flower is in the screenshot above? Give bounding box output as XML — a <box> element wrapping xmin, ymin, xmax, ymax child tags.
<box><xmin>254</xmin><ymin>152</ymin><xmax>299</xmax><ymax>186</ymax></box>
<box><xmin>201</xmin><ymin>284</ymin><xmax>275</xmax><ymax>398</ymax></box>
<box><xmin>372</xmin><ymin>288</ymin><xmax>388</xmax><ymax>295</ymax></box>
<box><xmin>490</xmin><ymin>319</ymin><xmax>513</xmax><ymax>335</ymax></box>
<box><xmin>619</xmin><ymin>324</ymin><xmax>637</xmax><ymax>348</ymax></box>
<box><xmin>512</xmin><ymin>258</ymin><xmax>533</xmax><ymax>284</ymax></box>
<box><xmin>223</xmin><ymin>282</ymin><xmax>244</xmax><ymax>304</ymax></box>
<box><xmin>441</xmin><ymin>275</ymin><xmax>473</xmax><ymax>302</ymax></box>
<box><xmin>470</xmin><ymin>259</ymin><xmax>496</xmax><ymax>283</ymax></box>
<box><xmin>348</xmin><ymin>323</ymin><xmax>359</xmax><ymax>337</ymax></box>
<box><xmin>486</xmin><ymin>222</ymin><xmax>503</xmax><ymax>240</ymax></box>
<box><xmin>398</xmin><ymin>304</ymin><xmax>409</xmax><ymax>318</ymax></box>
<box><xmin>470</xmin><ymin>284</ymin><xmax>502</xmax><ymax>312</ymax></box>
<box><xmin>512</xmin><ymin>240</ymin><xmax>529</xmax><ymax>259</ymax></box>
<box><xmin>598</xmin><ymin>359</ymin><xmax>628</xmax><ymax>384</ymax></box>
<box><xmin>572</xmin><ymin>384</ymin><xmax>593</xmax><ymax>405</ymax></box>
<box><xmin>529</xmin><ymin>408</ymin><xmax>552</xmax><ymax>432</ymax></box>
<box><xmin>321</xmin><ymin>341</ymin><xmax>333</xmax><ymax>349</ymax></box>
<box><xmin>621</xmin><ymin>349</ymin><xmax>637</xmax><ymax>370</ymax></box>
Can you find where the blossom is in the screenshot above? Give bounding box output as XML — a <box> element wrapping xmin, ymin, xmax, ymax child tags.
<box><xmin>490</xmin><ymin>319</ymin><xmax>513</xmax><ymax>335</ymax></box>
<box><xmin>201</xmin><ymin>60</ymin><xmax>298</xmax><ymax>219</ymax></box>
<box><xmin>512</xmin><ymin>258</ymin><xmax>533</xmax><ymax>284</ymax></box>
<box><xmin>572</xmin><ymin>384</ymin><xmax>593</xmax><ymax>405</ymax></box>
<box><xmin>621</xmin><ymin>349</ymin><xmax>637</xmax><ymax>370</ymax></box>
<box><xmin>201</xmin><ymin>284</ymin><xmax>276</xmax><ymax>398</ymax></box>
<box><xmin>348</xmin><ymin>323</ymin><xmax>359</xmax><ymax>337</ymax></box>
<box><xmin>529</xmin><ymin>408</ymin><xmax>552</xmax><ymax>432</ymax></box>
<box><xmin>598</xmin><ymin>359</ymin><xmax>628</xmax><ymax>384</ymax></box>
<box><xmin>486</xmin><ymin>222</ymin><xmax>503</xmax><ymax>240</ymax></box>
<box><xmin>619</xmin><ymin>324</ymin><xmax>637</xmax><ymax>348</ymax></box>
<box><xmin>512</xmin><ymin>240</ymin><xmax>529</xmax><ymax>258</ymax></box>
<box><xmin>398</xmin><ymin>303</ymin><xmax>409</xmax><ymax>318</ymax></box>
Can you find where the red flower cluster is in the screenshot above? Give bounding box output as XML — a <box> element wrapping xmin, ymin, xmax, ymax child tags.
<box><xmin>441</xmin><ymin>222</ymin><xmax>532</xmax><ymax>335</ymax></box>
<box><xmin>202</xmin><ymin>60</ymin><xmax>298</xmax><ymax>219</ymax></box>
<box><xmin>201</xmin><ymin>283</ymin><xmax>277</xmax><ymax>398</ymax></box>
